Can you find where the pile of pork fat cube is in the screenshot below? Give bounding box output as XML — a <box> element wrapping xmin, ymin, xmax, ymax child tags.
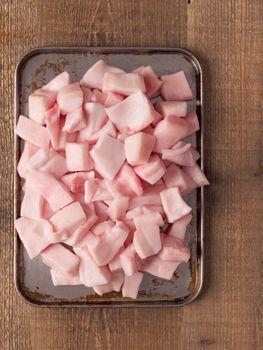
<box><xmin>15</xmin><ymin>59</ymin><xmax>209</xmax><ymax>299</ymax></box>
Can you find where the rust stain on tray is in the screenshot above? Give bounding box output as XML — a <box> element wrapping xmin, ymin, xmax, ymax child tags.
<box><xmin>33</xmin><ymin>58</ymin><xmax>69</xmax><ymax>78</ymax></box>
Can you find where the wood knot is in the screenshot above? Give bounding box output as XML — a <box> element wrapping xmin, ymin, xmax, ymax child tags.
<box><xmin>200</xmin><ymin>339</ymin><xmax>215</xmax><ymax>346</ymax></box>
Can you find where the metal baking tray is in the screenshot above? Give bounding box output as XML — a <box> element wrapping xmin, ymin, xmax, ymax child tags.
<box><xmin>14</xmin><ymin>47</ymin><xmax>204</xmax><ymax>307</ymax></box>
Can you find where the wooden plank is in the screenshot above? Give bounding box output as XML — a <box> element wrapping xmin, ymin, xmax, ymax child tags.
<box><xmin>0</xmin><ymin>2</ymin><xmax>37</xmax><ymax>350</ymax></box>
<box><xmin>186</xmin><ymin>1</ymin><xmax>263</xmax><ymax>349</ymax></box>
<box><xmin>0</xmin><ymin>0</ymin><xmax>262</xmax><ymax>349</ymax></box>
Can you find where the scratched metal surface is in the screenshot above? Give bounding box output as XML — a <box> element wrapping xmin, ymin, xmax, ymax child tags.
<box><xmin>14</xmin><ymin>47</ymin><xmax>203</xmax><ymax>307</ymax></box>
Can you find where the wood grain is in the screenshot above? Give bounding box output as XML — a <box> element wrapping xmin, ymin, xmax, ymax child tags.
<box><xmin>0</xmin><ymin>0</ymin><xmax>262</xmax><ymax>349</ymax></box>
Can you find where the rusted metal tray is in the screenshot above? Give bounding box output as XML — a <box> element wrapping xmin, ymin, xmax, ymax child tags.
<box><xmin>14</xmin><ymin>47</ymin><xmax>204</xmax><ymax>307</ymax></box>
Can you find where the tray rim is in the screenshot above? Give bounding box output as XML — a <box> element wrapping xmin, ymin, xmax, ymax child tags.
<box><xmin>14</xmin><ymin>46</ymin><xmax>204</xmax><ymax>308</ymax></box>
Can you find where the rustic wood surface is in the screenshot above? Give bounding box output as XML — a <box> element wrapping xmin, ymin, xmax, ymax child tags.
<box><xmin>0</xmin><ymin>0</ymin><xmax>262</xmax><ymax>349</ymax></box>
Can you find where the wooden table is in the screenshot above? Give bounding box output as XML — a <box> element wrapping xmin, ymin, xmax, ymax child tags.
<box><xmin>1</xmin><ymin>1</ymin><xmax>262</xmax><ymax>349</ymax></box>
